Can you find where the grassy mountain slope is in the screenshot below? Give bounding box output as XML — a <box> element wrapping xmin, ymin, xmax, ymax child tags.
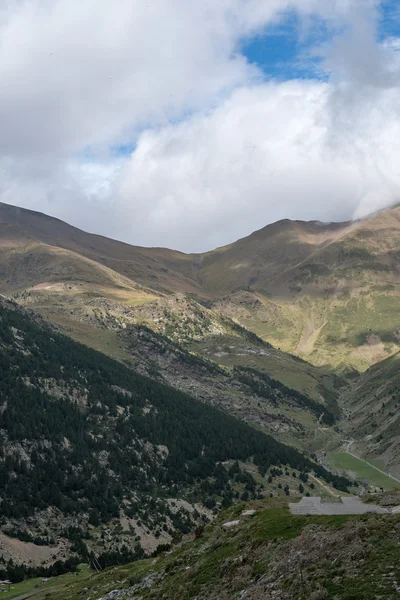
<box><xmin>195</xmin><ymin>206</ymin><xmax>400</xmax><ymax>370</ymax></box>
<box><xmin>259</xmin><ymin>205</ymin><xmax>400</xmax><ymax>369</ymax></box>
<box><xmin>188</xmin><ymin>331</ymin><xmax>344</xmax><ymax>404</ymax></box>
<box><xmin>13</xmin><ymin>495</ymin><xmax>400</xmax><ymax>600</ymax></box>
<box><xmin>0</xmin><ymin>202</ymin><xmax>198</xmax><ymax>296</ymax></box>
<box><xmin>194</xmin><ymin>218</ymin><xmax>354</xmax><ymax>294</ymax></box>
<box><xmin>5</xmin><ymin>201</ymin><xmax>400</xmax><ymax>371</ymax></box>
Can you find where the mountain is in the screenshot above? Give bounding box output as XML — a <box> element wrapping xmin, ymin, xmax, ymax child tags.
<box><xmin>0</xmin><ymin>297</ymin><xmax>349</xmax><ymax>575</ymax></box>
<box><xmin>2</xmin><ymin>202</ymin><xmax>400</xmax><ymax>479</ymax></box>
<box><xmin>1</xmin><ymin>202</ymin><xmax>400</xmax><ymax>585</ymax></box>
<box><xmin>341</xmin><ymin>351</ymin><xmax>400</xmax><ymax>478</ymax></box>
<box><xmin>199</xmin><ymin>207</ymin><xmax>400</xmax><ymax>370</ymax></box>
<box><xmin>120</xmin><ymin>324</ymin><xmax>342</xmax><ymax>454</ymax></box>
<box><xmin>4</xmin><ymin>201</ymin><xmax>400</xmax><ymax>371</ymax></box>
<box><xmin>0</xmin><ymin>201</ymin><xmax>347</xmax><ymax>397</ymax></box>
<box><xmin>0</xmin><ymin>201</ymin><xmax>199</xmax><ymax>296</ymax></box>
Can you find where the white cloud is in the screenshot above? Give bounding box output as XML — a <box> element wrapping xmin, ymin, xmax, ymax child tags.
<box><xmin>0</xmin><ymin>0</ymin><xmax>400</xmax><ymax>251</ymax></box>
<box><xmin>2</xmin><ymin>0</ymin><xmax>322</xmax><ymax>157</ymax></box>
<box><xmin>114</xmin><ymin>79</ymin><xmax>400</xmax><ymax>251</ymax></box>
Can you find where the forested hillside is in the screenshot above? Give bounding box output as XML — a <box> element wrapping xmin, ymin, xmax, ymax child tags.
<box><xmin>122</xmin><ymin>324</ymin><xmax>341</xmax><ymax>452</ymax></box>
<box><xmin>0</xmin><ymin>298</ymin><xmax>349</xmax><ymax>576</ymax></box>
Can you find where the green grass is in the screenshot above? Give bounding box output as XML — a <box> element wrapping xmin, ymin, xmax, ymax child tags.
<box><xmin>248</xmin><ymin>506</ymin><xmax>349</xmax><ymax>543</ymax></box>
<box><xmin>1</xmin><ymin>566</ymin><xmax>91</xmax><ymax>600</ymax></box>
<box><xmin>0</xmin><ymin>578</ymin><xmax>43</xmax><ymax>600</ymax></box>
<box><xmin>327</xmin><ymin>452</ymin><xmax>399</xmax><ymax>490</ymax></box>
<box><xmin>3</xmin><ymin>502</ymin><xmax>400</xmax><ymax>600</ymax></box>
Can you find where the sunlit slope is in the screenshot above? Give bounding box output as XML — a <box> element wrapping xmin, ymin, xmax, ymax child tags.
<box><xmin>194</xmin><ymin>218</ymin><xmax>353</xmax><ymax>294</ymax></box>
<box><xmin>0</xmin><ymin>202</ymin><xmax>202</xmax><ymax>296</ymax></box>
<box><xmin>4</xmin><ymin>201</ymin><xmax>400</xmax><ymax>369</ymax></box>
<box><xmin>209</xmin><ymin>206</ymin><xmax>400</xmax><ymax>369</ymax></box>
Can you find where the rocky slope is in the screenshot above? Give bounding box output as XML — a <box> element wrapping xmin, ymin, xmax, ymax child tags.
<box><xmin>341</xmin><ymin>351</ymin><xmax>400</xmax><ymax>477</ymax></box>
<box><xmin>18</xmin><ymin>494</ymin><xmax>400</xmax><ymax>600</ymax></box>
<box><xmin>0</xmin><ymin>297</ymin><xmax>350</xmax><ymax>575</ymax></box>
<box><xmin>120</xmin><ymin>324</ymin><xmax>342</xmax><ymax>453</ymax></box>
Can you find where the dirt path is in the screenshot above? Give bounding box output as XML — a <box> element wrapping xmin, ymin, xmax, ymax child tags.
<box><xmin>309</xmin><ymin>474</ymin><xmax>337</xmax><ymax>497</ymax></box>
<box><xmin>10</xmin><ymin>593</ymin><xmax>37</xmax><ymax>600</ymax></box>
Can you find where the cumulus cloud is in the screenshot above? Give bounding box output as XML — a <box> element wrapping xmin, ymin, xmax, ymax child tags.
<box><xmin>0</xmin><ymin>0</ymin><xmax>400</xmax><ymax>251</ymax></box>
<box><xmin>114</xmin><ymin>79</ymin><xmax>400</xmax><ymax>251</ymax></box>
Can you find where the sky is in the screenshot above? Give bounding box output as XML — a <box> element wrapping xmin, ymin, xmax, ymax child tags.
<box><xmin>0</xmin><ymin>0</ymin><xmax>400</xmax><ymax>252</ymax></box>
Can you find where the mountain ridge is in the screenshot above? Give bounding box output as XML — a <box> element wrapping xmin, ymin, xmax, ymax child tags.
<box><xmin>3</xmin><ymin>201</ymin><xmax>400</xmax><ymax>371</ymax></box>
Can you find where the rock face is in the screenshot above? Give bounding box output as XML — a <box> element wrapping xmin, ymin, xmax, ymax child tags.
<box><xmin>222</xmin><ymin>520</ymin><xmax>240</xmax><ymax>530</ymax></box>
<box><xmin>241</xmin><ymin>509</ymin><xmax>256</xmax><ymax>518</ymax></box>
<box><xmin>95</xmin><ymin>573</ymin><xmax>160</xmax><ymax>600</ymax></box>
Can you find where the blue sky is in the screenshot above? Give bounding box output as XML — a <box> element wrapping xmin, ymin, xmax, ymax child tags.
<box><xmin>242</xmin><ymin>1</ymin><xmax>399</xmax><ymax>81</ymax></box>
<box><xmin>241</xmin><ymin>11</ymin><xmax>331</xmax><ymax>81</ymax></box>
<box><xmin>100</xmin><ymin>1</ymin><xmax>400</xmax><ymax>160</ymax></box>
<box><xmin>380</xmin><ymin>0</ymin><xmax>400</xmax><ymax>38</ymax></box>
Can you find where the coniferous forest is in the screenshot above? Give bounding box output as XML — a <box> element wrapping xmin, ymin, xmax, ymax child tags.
<box><xmin>0</xmin><ymin>299</ymin><xmax>349</xmax><ymax>577</ymax></box>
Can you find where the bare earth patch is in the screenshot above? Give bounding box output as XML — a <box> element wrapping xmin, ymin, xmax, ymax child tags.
<box><xmin>0</xmin><ymin>532</ymin><xmax>67</xmax><ymax>566</ymax></box>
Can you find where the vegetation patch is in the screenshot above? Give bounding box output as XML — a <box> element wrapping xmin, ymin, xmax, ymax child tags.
<box><xmin>327</xmin><ymin>452</ymin><xmax>399</xmax><ymax>491</ymax></box>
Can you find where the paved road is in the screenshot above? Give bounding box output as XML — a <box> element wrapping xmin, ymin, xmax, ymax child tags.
<box><xmin>290</xmin><ymin>496</ymin><xmax>388</xmax><ymax>515</ymax></box>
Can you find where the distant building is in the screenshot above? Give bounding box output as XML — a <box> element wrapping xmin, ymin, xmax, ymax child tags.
<box><xmin>0</xmin><ymin>580</ymin><xmax>11</xmax><ymax>591</ymax></box>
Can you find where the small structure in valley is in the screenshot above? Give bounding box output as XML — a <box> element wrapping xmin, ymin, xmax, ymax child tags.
<box><xmin>0</xmin><ymin>580</ymin><xmax>11</xmax><ymax>592</ymax></box>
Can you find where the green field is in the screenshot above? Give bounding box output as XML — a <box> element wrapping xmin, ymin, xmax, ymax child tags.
<box><xmin>327</xmin><ymin>451</ymin><xmax>399</xmax><ymax>491</ymax></box>
<box><xmin>0</xmin><ymin>566</ymin><xmax>91</xmax><ymax>600</ymax></box>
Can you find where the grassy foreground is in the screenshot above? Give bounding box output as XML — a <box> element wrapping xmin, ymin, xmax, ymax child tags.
<box><xmin>0</xmin><ymin>567</ymin><xmax>91</xmax><ymax>600</ymax></box>
<box><xmin>327</xmin><ymin>452</ymin><xmax>399</xmax><ymax>491</ymax></box>
<box><xmin>4</xmin><ymin>498</ymin><xmax>400</xmax><ymax>600</ymax></box>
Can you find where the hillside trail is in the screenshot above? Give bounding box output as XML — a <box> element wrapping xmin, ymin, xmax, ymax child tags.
<box><xmin>309</xmin><ymin>474</ymin><xmax>337</xmax><ymax>497</ymax></box>
<box><xmin>343</xmin><ymin>441</ymin><xmax>400</xmax><ymax>485</ymax></box>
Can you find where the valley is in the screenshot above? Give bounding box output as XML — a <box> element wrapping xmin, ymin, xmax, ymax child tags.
<box><xmin>2</xmin><ymin>0</ymin><xmax>400</xmax><ymax>596</ymax></box>
<box><xmin>0</xmin><ymin>201</ymin><xmax>400</xmax><ymax>595</ymax></box>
